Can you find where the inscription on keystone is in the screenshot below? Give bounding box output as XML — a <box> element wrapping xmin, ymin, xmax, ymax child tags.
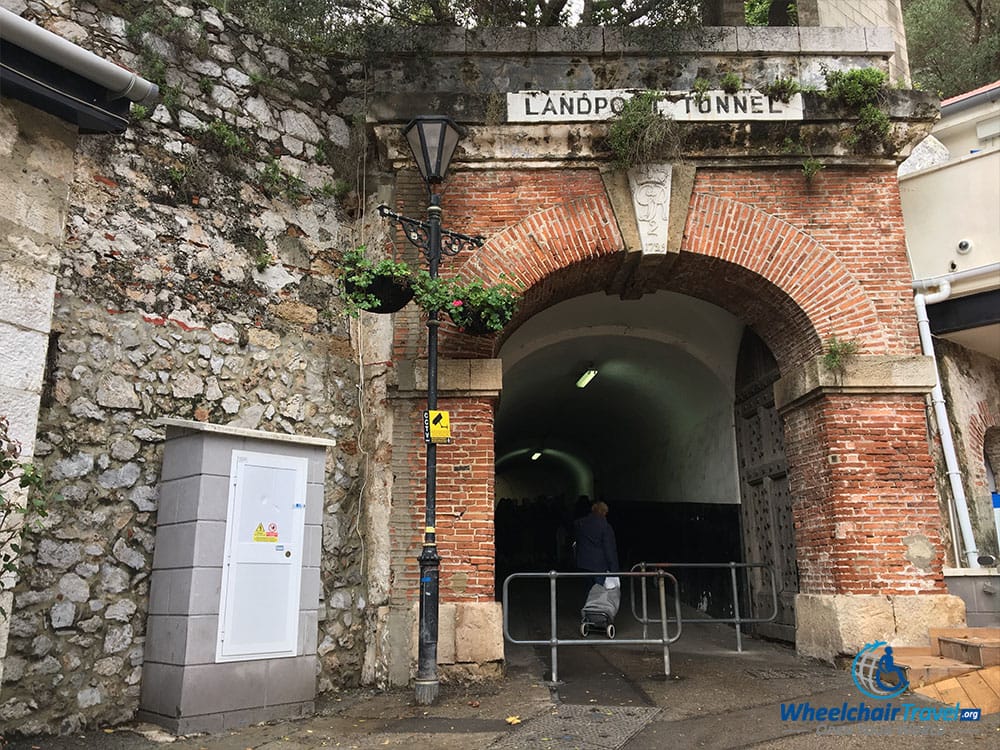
<box><xmin>628</xmin><ymin>163</ymin><xmax>672</xmax><ymax>255</ymax></box>
<box><xmin>507</xmin><ymin>89</ymin><xmax>804</xmax><ymax>123</ymax></box>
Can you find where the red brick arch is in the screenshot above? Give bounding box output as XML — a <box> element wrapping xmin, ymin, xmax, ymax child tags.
<box><xmin>441</xmin><ymin>174</ymin><xmax>898</xmax><ymax>369</ymax></box>
<box><xmin>683</xmin><ymin>192</ymin><xmax>891</xmax><ymax>354</ymax></box>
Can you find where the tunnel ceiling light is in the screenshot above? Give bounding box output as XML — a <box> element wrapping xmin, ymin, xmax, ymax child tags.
<box><xmin>575</xmin><ymin>368</ymin><xmax>598</xmax><ymax>389</ymax></box>
<box><xmin>530</xmin><ymin>451</ymin><xmax>542</xmax><ymax>461</ymax></box>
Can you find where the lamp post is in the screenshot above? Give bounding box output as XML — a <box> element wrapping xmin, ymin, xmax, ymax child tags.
<box><xmin>377</xmin><ymin>116</ymin><xmax>484</xmax><ymax>705</ymax></box>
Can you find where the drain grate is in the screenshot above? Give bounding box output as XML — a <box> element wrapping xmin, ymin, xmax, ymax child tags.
<box><xmin>491</xmin><ymin>705</ymin><xmax>661</xmax><ymax>750</ymax></box>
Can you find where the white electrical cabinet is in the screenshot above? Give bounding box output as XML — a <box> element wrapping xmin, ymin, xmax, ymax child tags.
<box><xmin>216</xmin><ymin>450</ymin><xmax>308</xmax><ymax>662</ymax></box>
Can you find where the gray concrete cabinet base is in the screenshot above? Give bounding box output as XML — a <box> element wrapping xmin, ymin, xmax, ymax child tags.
<box><xmin>137</xmin><ymin>656</ymin><xmax>317</xmax><ymax>734</ymax></box>
<box><xmin>140</xmin><ymin>420</ymin><xmax>331</xmax><ymax>734</ymax></box>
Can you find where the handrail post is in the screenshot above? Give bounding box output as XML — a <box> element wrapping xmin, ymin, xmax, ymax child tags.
<box><xmin>729</xmin><ymin>562</ymin><xmax>743</xmax><ymax>653</ymax></box>
<box><xmin>549</xmin><ymin>570</ymin><xmax>559</xmax><ymax>683</ymax></box>
<box><xmin>658</xmin><ymin>572</ymin><xmax>670</xmax><ymax>677</ymax></box>
<box><xmin>640</xmin><ymin>562</ymin><xmax>649</xmax><ymax>639</ymax></box>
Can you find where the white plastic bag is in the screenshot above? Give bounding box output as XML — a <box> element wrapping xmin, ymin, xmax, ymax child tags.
<box><xmin>604</xmin><ymin>576</ymin><xmax>620</xmax><ymax>590</ymax></box>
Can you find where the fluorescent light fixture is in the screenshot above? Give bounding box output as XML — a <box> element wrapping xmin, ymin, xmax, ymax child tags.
<box><xmin>575</xmin><ymin>368</ymin><xmax>598</xmax><ymax>388</ymax></box>
<box><xmin>530</xmin><ymin>451</ymin><xmax>542</xmax><ymax>461</ymax></box>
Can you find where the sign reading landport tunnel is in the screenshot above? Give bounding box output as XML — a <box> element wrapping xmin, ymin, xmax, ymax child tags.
<box><xmin>507</xmin><ymin>89</ymin><xmax>804</xmax><ymax>123</ymax></box>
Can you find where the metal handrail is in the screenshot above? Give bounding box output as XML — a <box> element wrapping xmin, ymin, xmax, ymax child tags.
<box><xmin>631</xmin><ymin>561</ymin><xmax>778</xmax><ymax>652</ymax></box>
<box><xmin>502</xmin><ymin>570</ymin><xmax>682</xmax><ymax>684</ymax></box>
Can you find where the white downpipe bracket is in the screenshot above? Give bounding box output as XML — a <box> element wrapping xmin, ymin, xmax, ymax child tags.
<box><xmin>912</xmin><ymin>263</ymin><xmax>1000</xmax><ymax>568</ymax></box>
<box><xmin>0</xmin><ymin>8</ymin><xmax>159</xmax><ymax>105</ymax></box>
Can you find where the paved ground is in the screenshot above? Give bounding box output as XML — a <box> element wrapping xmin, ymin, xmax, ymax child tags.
<box><xmin>4</xmin><ymin>599</ymin><xmax>999</xmax><ymax>749</ymax></box>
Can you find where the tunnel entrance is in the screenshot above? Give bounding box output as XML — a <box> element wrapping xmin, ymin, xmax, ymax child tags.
<box><xmin>494</xmin><ymin>291</ymin><xmax>796</xmax><ymax>638</ymax></box>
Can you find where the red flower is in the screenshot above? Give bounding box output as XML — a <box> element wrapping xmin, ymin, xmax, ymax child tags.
<box><xmin>451</xmin><ymin>299</ymin><xmax>464</xmax><ymax>307</ymax></box>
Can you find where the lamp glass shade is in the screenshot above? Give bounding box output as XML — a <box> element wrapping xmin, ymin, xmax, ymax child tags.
<box><xmin>403</xmin><ymin>116</ymin><xmax>463</xmax><ymax>184</ymax></box>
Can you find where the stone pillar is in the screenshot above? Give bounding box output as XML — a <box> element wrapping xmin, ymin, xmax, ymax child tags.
<box><xmin>381</xmin><ymin>358</ymin><xmax>504</xmax><ymax>686</ymax></box>
<box><xmin>702</xmin><ymin>0</ymin><xmax>747</xmax><ymax>26</ymax></box>
<box><xmin>0</xmin><ymin>99</ymin><xmax>76</xmax><ymax>686</ymax></box>
<box><xmin>775</xmin><ymin>355</ymin><xmax>967</xmax><ymax>660</ymax></box>
<box><xmin>814</xmin><ymin>1</ymin><xmax>910</xmax><ymax>83</ymax></box>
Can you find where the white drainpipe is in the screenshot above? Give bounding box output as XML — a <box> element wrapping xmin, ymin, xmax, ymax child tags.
<box><xmin>0</xmin><ymin>8</ymin><xmax>158</xmax><ymax>105</ymax></box>
<box><xmin>912</xmin><ymin>262</ymin><xmax>1000</xmax><ymax>568</ymax></box>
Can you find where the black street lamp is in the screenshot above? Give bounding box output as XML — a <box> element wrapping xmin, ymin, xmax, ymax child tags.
<box><xmin>377</xmin><ymin>116</ymin><xmax>484</xmax><ymax>705</ymax></box>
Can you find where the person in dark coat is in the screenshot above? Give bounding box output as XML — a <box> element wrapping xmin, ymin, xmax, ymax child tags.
<box><xmin>574</xmin><ymin>501</ymin><xmax>619</xmax><ymax>585</ymax></box>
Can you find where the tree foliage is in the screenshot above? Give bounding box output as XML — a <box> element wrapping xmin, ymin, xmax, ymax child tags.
<box><xmin>904</xmin><ymin>0</ymin><xmax>1000</xmax><ymax>97</ymax></box>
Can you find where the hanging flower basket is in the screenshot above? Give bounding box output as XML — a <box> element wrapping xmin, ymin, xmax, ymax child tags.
<box><xmin>337</xmin><ymin>246</ymin><xmax>414</xmax><ymax>315</ymax></box>
<box><xmin>344</xmin><ymin>275</ymin><xmax>414</xmax><ymax>313</ymax></box>
<box><xmin>446</xmin><ymin>278</ymin><xmax>520</xmax><ymax>335</ymax></box>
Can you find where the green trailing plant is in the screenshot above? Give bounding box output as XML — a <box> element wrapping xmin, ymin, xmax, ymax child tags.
<box><xmin>201</xmin><ymin>119</ymin><xmax>249</xmax><ymax>155</ymax></box>
<box><xmin>720</xmin><ymin>72</ymin><xmax>743</xmax><ymax>95</ymax></box>
<box><xmin>606</xmin><ymin>92</ymin><xmax>677</xmax><ymax>170</ymax></box>
<box><xmin>1</xmin><ymin>415</ymin><xmax>56</xmax><ymax>620</ymax></box>
<box><xmin>849</xmin><ymin>104</ymin><xmax>893</xmax><ymax>154</ymax></box>
<box><xmin>823</xmin><ymin>67</ymin><xmax>888</xmax><ymax>108</ymax></box>
<box><xmin>692</xmin><ymin>77</ymin><xmax>711</xmax><ymax>105</ymax></box>
<box><xmin>320</xmin><ymin>178</ymin><xmax>351</xmax><ymax>200</ymax></box>
<box><xmin>822</xmin><ymin>67</ymin><xmax>895</xmax><ymax>154</ymax></box>
<box><xmin>248</xmin><ymin>70</ymin><xmax>272</xmax><ymax>95</ymax></box>
<box><xmin>802</xmin><ymin>157</ymin><xmax>825</xmax><ymax>181</ymax></box>
<box><xmin>254</xmin><ymin>251</ymin><xmax>274</xmax><ymax>272</ymax></box>
<box><xmin>131</xmin><ymin>103</ymin><xmax>150</xmax><ymax>121</ymax></box>
<box><xmin>446</xmin><ymin>277</ymin><xmax>520</xmax><ymax>334</ymax></box>
<box><xmin>167</xmin><ymin>166</ymin><xmax>188</xmax><ymax>186</ymax></box>
<box><xmin>410</xmin><ymin>270</ymin><xmax>459</xmax><ymax>313</ymax></box>
<box><xmin>260</xmin><ymin>159</ymin><xmax>307</xmax><ymax>200</ymax></box>
<box><xmin>763</xmin><ymin>76</ymin><xmax>801</xmax><ymax>103</ymax></box>
<box><xmin>822</xmin><ymin>335</ymin><xmax>860</xmax><ymax>374</ymax></box>
<box><xmin>337</xmin><ymin>246</ymin><xmax>413</xmax><ymax>316</ymax></box>
<box><xmin>313</xmin><ymin>139</ymin><xmax>333</xmax><ymax>166</ymax></box>
<box><xmin>198</xmin><ymin>77</ymin><xmax>214</xmax><ymax>95</ymax></box>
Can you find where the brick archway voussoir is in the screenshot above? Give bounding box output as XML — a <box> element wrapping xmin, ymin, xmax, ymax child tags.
<box><xmin>685</xmin><ymin>194</ymin><xmax>892</xmax><ymax>355</ymax></box>
<box><xmin>459</xmin><ymin>195</ymin><xmax>625</xmax><ymax>290</ymax></box>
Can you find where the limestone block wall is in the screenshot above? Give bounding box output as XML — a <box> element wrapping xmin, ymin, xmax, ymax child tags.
<box><xmin>935</xmin><ymin>340</ymin><xmax>1000</xmax><ymax>561</ymax></box>
<box><xmin>0</xmin><ymin>98</ymin><xmax>77</xmax><ymax>686</ymax></box>
<box><xmin>0</xmin><ymin>1</ymin><xmax>377</xmax><ymax>735</ymax></box>
<box><xmin>810</xmin><ymin>0</ymin><xmax>910</xmax><ymax>83</ymax></box>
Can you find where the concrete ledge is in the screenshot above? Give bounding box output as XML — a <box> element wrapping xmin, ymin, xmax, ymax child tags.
<box><xmin>796</xmin><ymin>593</ymin><xmax>966</xmax><ymax>661</ymax></box>
<box><xmin>394</xmin><ymin>358</ymin><xmax>503</xmax><ymax>396</ymax></box>
<box><xmin>774</xmin><ymin>355</ymin><xmax>936</xmax><ymax>413</ymax></box>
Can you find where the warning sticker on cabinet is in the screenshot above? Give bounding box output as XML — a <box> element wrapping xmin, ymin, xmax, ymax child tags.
<box><xmin>253</xmin><ymin>522</ymin><xmax>280</xmax><ymax>542</ymax></box>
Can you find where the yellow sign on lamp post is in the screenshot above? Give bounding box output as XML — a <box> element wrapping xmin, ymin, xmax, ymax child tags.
<box><xmin>424</xmin><ymin>410</ymin><xmax>451</xmax><ymax>444</ymax></box>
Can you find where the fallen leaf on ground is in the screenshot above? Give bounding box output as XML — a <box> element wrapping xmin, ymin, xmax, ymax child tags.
<box><xmin>506</xmin><ymin>715</ymin><xmax>521</xmax><ymax>725</ymax></box>
<box><xmin>468</xmin><ymin>700</ymin><xmax>480</xmax><ymax>707</ymax></box>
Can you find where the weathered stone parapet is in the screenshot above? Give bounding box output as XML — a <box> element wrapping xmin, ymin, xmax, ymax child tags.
<box><xmin>365</xmin><ymin>26</ymin><xmax>895</xmax><ymax>59</ymax></box>
<box><xmin>375</xmin><ymin>90</ymin><xmax>938</xmax><ymax>167</ymax></box>
<box><xmin>796</xmin><ymin>593</ymin><xmax>967</xmax><ymax>661</ymax></box>
<box><xmin>774</xmin><ymin>354</ymin><xmax>937</xmax><ymax>414</ymax></box>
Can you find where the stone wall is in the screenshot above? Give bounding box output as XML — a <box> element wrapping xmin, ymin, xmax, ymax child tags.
<box><xmin>0</xmin><ymin>0</ymin><xmax>374</xmax><ymax>734</ymax></box>
<box><xmin>0</xmin><ymin>97</ymin><xmax>78</xmax><ymax>686</ymax></box>
<box><xmin>936</xmin><ymin>339</ymin><xmax>1000</xmax><ymax>560</ymax></box>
